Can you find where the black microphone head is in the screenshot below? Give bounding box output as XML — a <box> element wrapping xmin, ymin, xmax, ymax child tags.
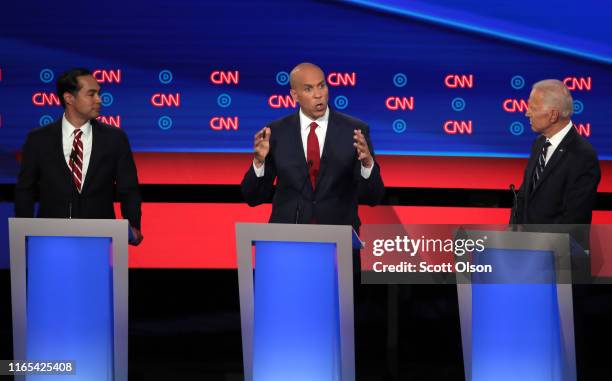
<box><xmin>307</xmin><ymin>160</ymin><xmax>313</xmax><ymax>168</ymax></box>
<box><xmin>509</xmin><ymin>184</ymin><xmax>516</xmax><ymax>191</ymax></box>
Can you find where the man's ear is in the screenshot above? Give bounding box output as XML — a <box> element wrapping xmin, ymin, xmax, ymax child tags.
<box><xmin>290</xmin><ymin>88</ymin><xmax>298</xmax><ymax>103</ymax></box>
<box><xmin>549</xmin><ymin>109</ymin><xmax>560</xmax><ymax>124</ymax></box>
<box><xmin>63</xmin><ymin>92</ymin><xmax>74</xmax><ymax>107</ymax></box>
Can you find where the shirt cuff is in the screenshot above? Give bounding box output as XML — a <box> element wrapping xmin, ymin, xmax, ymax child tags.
<box><xmin>253</xmin><ymin>160</ymin><xmax>265</xmax><ymax>177</ymax></box>
<box><xmin>361</xmin><ymin>161</ymin><xmax>374</xmax><ymax>179</ymax></box>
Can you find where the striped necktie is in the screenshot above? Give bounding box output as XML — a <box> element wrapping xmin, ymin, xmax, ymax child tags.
<box><xmin>70</xmin><ymin>129</ymin><xmax>83</xmax><ymax>192</ymax></box>
<box><xmin>532</xmin><ymin>139</ymin><xmax>551</xmax><ymax>189</ymax></box>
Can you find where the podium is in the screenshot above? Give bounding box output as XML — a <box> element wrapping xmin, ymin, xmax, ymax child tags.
<box><xmin>235</xmin><ymin>223</ymin><xmax>361</xmax><ymax>381</ymax></box>
<box><xmin>456</xmin><ymin>229</ymin><xmax>585</xmax><ymax>381</ymax></box>
<box><xmin>8</xmin><ymin>218</ymin><xmax>129</xmax><ymax>381</ymax></box>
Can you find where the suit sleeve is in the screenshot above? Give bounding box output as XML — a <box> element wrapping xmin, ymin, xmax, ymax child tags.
<box><xmin>241</xmin><ymin>146</ymin><xmax>277</xmax><ymax>207</ymax></box>
<box><xmin>115</xmin><ymin>130</ymin><xmax>142</xmax><ymax>229</ymax></box>
<box><xmin>510</xmin><ymin>138</ymin><xmax>541</xmax><ymax>224</ymax></box>
<box><xmin>356</xmin><ymin>124</ymin><xmax>385</xmax><ymax>206</ymax></box>
<box><xmin>560</xmin><ymin>149</ymin><xmax>600</xmax><ymax>224</ymax></box>
<box><xmin>14</xmin><ymin>132</ymin><xmax>39</xmax><ymax>217</ymax></box>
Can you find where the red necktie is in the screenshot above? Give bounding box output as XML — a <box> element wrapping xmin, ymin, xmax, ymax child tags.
<box><xmin>307</xmin><ymin>122</ymin><xmax>320</xmax><ymax>189</ymax></box>
<box><xmin>70</xmin><ymin>129</ymin><xmax>83</xmax><ymax>191</ymax></box>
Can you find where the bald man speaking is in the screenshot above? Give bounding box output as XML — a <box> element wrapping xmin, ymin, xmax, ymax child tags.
<box><xmin>241</xmin><ymin>62</ymin><xmax>384</xmax><ymax>229</ymax></box>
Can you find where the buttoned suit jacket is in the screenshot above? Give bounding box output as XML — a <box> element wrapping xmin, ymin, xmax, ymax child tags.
<box><xmin>241</xmin><ymin>109</ymin><xmax>385</xmax><ymax>230</ymax></box>
<box><xmin>15</xmin><ymin>118</ymin><xmax>142</xmax><ymax>228</ymax></box>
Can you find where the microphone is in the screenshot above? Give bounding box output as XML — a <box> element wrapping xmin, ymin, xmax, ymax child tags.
<box><xmin>295</xmin><ymin>160</ymin><xmax>313</xmax><ymax>224</ymax></box>
<box><xmin>509</xmin><ymin>184</ymin><xmax>518</xmax><ymax>231</ymax></box>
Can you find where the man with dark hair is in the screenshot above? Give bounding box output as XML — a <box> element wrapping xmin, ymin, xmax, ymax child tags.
<box><xmin>15</xmin><ymin>67</ymin><xmax>143</xmax><ymax>245</ymax></box>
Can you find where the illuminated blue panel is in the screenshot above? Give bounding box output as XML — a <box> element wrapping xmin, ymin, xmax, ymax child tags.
<box><xmin>471</xmin><ymin>248</ymin><xmax>564</xmax><ymax>381</ymax></box>
<box><xmin>26</xmin><ymin>236</ymin><xmax>113</xmax><ymax>381</ymax></box>
<box><xmin>253</xmin><ymin>241</ymin><xmax>340</xmax><ymax>381</ymax></box>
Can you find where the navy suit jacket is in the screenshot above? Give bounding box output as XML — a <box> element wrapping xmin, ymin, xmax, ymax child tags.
<box><xmin>513</xmin><ymin>126</ymin><xmax>600</xmax><ymax>225</ymax></box>
<box><xmin>14</xmin><ymin>119</ymin><xmax>142</xmax><ymax>228</ymax></box>
<box><xmin>511</xmin><ymin>126</ymin><xmax>600</xmax><ymax>251</ymax></box>
<box><xmin>241</xmin><ymin>109</ymin><xmax>384</xmax><ymax>230</ymax></box>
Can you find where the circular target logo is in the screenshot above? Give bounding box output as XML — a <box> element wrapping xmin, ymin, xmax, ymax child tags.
<box><xmin>511</xmin><ymin>75</ymin><xmax>525</xmax><ymax>90</ymax></box>
<box><xmin>509</xmin><ymin>121</ymin><xmax>524</xmax><ymax>136</ymax></box>
<box><xmin>451</xmin><ymin>97</ymin><xmax>466</xmax><ymax>112</ymax></box>
<box><xmin>276</xmin><ymin>71</ymin><xmax>290</xmax><ymax>86</ymax></box>
<box><xmin>100</xmin><ymin>92</ymin><xmax>114</xmax><ymax>107</ymax></box>
<box><xmin>158</xmin><ymin>116</ymin><xmax>173</xmax><ymax>130</ymax></box>
<box><xmin>39</xmin><ymin>114</ymin><xmax>54</xmax><ymax>126</ymax></box>
<box><xmin>334</xmin><ymin>95</ymin><xmax>348</xmax><ymax>110</ymax></box>
<box><xmin>159</xmin><ymin>70</ymin><xmax>173</xmax><ymax>84</ymax></box>
<box><xmin>393</xmin><ymin>73</ymin><xmax>407</xmax><ymax>88</ymax></box>
<box><xmin>39</xmin><ymin>69</ymin><xmax>54</xmax><ymax>83</ymax></box>
<box><xmin>573</xmin><ymin>100</ymin><xmax>584</xmax><ymax>114</ymax></box>
<box><xmin>217</xmin><ymin>93</ymin><xmax>232</xmax><ymax>108</ymax></box>
<box><xmin>392</xmin><ymin>119</ymin><xmax>407</xmax><ymax>133</ymax></box>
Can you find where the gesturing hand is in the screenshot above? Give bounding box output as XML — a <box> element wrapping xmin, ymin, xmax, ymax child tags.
<box><xmin>253</xmin><ymin>127</ymin><xmax>271</xmax><ymax>168</ymax></box>
<box><xmin>353</xmin><ymin>129</ymin><xmax>373</xmax><ymax>168</ymax></box>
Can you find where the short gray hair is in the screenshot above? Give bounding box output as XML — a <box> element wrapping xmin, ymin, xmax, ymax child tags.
<box><xmin>532</xmin><ymin>79</ymin><xmax>574</xmax><ymax>119</ymax></box>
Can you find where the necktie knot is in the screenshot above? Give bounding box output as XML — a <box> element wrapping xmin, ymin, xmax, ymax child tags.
<box><xmin>74</xmin><ymin>129</ymin><xmax>82</xmax><ymax>139</ymax></box>
<box><xmin>309</xmin><ymin>122</ymin><xmax>318</xmax><ymax>131</ymax></box>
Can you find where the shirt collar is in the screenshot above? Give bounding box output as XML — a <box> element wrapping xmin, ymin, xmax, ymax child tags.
<box><xmin>546</xmin><ymin>120</ymin><xmax>573</xmax><ymax>148</ymax></box>
<box><xmin>62</xmin><ymin>114</ymin><xmax>92</xmax><ymax>137</ymax></box>
<box><xmin>299</xmin><ymin>107</ymin><xmax>329</xmax><ymax>132</ymax></box>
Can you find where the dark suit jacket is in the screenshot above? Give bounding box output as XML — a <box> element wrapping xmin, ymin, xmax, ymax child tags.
<box><xmin>241</xmin><ymin>109</ymin><xmax>385</xmax><ymax>230</ymax></box>
<box><xmin>513</xmin><ymin>126</ymin><xmax>600</xmax><ymax>225</ymax></box>
<box><xmin>511</xmin><ymin>126</ymin><xmax>600</xmax><ymax>254</ymax></box>
<box><xmin>15</xmin><ymin>119</ymin><xmax>142</xmax><ymax>229</ymax></box>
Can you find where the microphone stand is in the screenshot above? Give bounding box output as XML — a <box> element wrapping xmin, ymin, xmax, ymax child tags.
<box><xmin>509</xmin><ymin>184</ymin><xmax>519</xmax><ymax>231</ymax></box>
<box><xmin>295</xmin><ymin>160</ymin><xmax>313</xmax><ymax>224</ymax></box>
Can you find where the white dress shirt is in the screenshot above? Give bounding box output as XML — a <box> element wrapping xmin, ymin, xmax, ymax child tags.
<box><xmin>254</xmin><ymin>107</ymin><xmax>373</xmax><ymax>178</ymax></box>
<box><xmin>62</xmin><ymin>114</ymin><xmax>93</xmax><ymax>189</ymax></box>
<box><xmin>544</xmin><ymin>121</ymin><xmax>573</xmax><ymax>165</ymax></box>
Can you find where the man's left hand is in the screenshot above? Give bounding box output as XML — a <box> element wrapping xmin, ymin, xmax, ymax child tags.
<box><xmin>129</xmin><ymin>226</ymin><xmax>144</xmax><ymax>246</ymax></box>
<box><xmin>353</xmin><ymin>129</ymin><xmax>373</xmax><ymax>168</ymax></box>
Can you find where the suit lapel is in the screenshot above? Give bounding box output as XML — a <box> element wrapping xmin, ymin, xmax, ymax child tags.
<box><xmin>81</xmin><ymin>120</ymin><xmax>102</xmax><ymax>193</ymax></box>
<box><xmin>531</xmin><ymin>126</ymin><xmax>577</xmax><ymax>195</ymax></box>
<box><xmin>289</xmin><ymin>112</ymin><xmax>310</xmax><ymax>176</ymax></box>
<box><xmin>51</xmin><ymin>121</ymin><xmax>75</xmax><ymax>185</ymax></box>
<box><xmin>525</xmin><ymin>136</ymin><xmax>545</xmax><ymax>195</ymax></box>
<box><xmin>316</xmin><ymin>109</ymin><xmax>338</xmax><ymax>187</ymax></box>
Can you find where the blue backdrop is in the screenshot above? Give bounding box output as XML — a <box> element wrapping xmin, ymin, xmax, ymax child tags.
<box><xmin>0</xmin><ymin>0</ymin><xmax>610</xmax><ymax>160</ymax></box>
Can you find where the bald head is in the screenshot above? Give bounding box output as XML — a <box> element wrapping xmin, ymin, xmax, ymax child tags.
<box><xmin>288</xmin><ymin>62</ymin><xmax>329</xmax><ymax>120</ymax></box>
<box><xmin>532</xmin><ymin>79</ymin><xmax>574</xmax><ymax>119</ymax></box>
<box><xmin>289</xmin><ymin>63</ymin><xmax>324</xmax><ymax>89</ymax></box>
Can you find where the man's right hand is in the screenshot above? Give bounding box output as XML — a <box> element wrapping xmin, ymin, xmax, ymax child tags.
<box><xmin>253</xmin><ymin>127</ymin><xmax>271</xmax><ymax>168</ymax></box>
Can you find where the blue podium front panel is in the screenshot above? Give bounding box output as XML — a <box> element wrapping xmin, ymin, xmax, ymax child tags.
<box><xmin>253</xmin><ymin>241</ymin><xmax>340</xmax><ymax>381</ymax></box>
<box><xmin>26</xmin><ymin>236</ymin><xmax>114</xmax><ymax>380</ymax></box>
<box><xmin>471</xmin><ymin>248</ymin><xmax>564</xmax><ymax>381</ymax></box>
